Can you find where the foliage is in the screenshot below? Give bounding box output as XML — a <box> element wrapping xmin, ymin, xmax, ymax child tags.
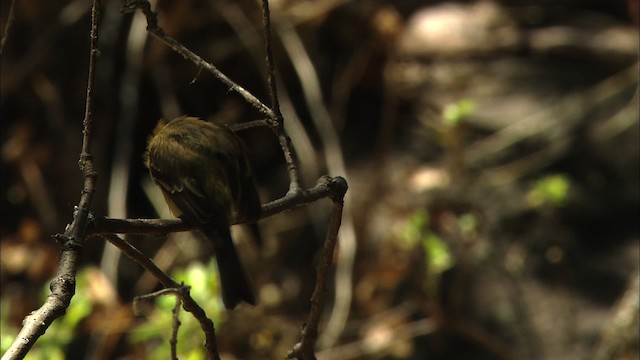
<box><xmin>1</xmin><ymin>270</ymin><xmax>94</xmax><ymax>359</ymax></box>
<box><xmin>442</xmin><ymin>99</ymin><xmax>476</xmax><ymax>126</ymax></box>
<box><xmin>129</xmin><ymin>261</ymin><xmax>225</xmax><ymax>360</ymax></box>
<box><xmin>526</xmin><ymin>174</ymin><xmax>571</xmax><ymax>207</ymax></box>
<box><xmin>400</xmin><ymin>210</ymin><xmax>453</xmax><ymax>295</ymax></box>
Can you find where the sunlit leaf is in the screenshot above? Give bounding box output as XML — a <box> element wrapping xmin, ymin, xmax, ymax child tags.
<box><xmin>527</xmin><ymin>174</ymin><xmax>571</xmax><ymax>207</ymax></box>
<box><xmin>443</xmin><ymin>98</ymin><xmax>475</xmax><ymax>126</ymax></box>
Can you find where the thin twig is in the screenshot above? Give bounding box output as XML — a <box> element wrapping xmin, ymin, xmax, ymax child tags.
<box><xmin>216</xmin><ymin>1</ymin><xmax>319</xmax><ymax>185</ymax></box>
<box><xmin>100</xmin><ymin>233</ymin><xmax>221</xmax><ymax>360</ymax></box>
<box><xmin>275</xmin><ymin>123</ymin><xmax>303</xmax><ymax>193</ymax></box>
<box><xmin>2</xmin><ymin>1</ymin><xmax>101</xmax><ymax>358</ymax></box>
<box><xmin>132</xmin><ymin>284</ymin><xmax>187</xmax><ymax>359</ymax></box>
<box><xmin>170</xmin><ymin>294</ymin><xmax>183</xmax><ymax>360</ymax></box>
<box><xmin>135</xmin><ymin>286</ymin><xmax>189</xmax><ymax>303</ymax></box>
<box><xmin>260</xmin><ymin>0</ymin><xmax>302</xmax><ymax>192</ymax></box>
<box><xmin>0</xmin><ymin>0</ymin><xmax>17</xmax><ymax>56</ymax></box>
<box><xmin>261</xmin><ymin>0</ymin><xmax>281</xmax><ymax>118</ymax></box>
<box><xmin>228</xmin><ymin>118</ymin><xmax>271</xmax><ymax>131</ymax></box>
<box><xmin>120</xmin><ymin>0</ymin><xmax>273</xmax><ymax>118</ymax></box>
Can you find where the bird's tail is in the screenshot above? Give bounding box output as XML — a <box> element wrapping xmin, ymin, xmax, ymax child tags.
<box><xmin>203</xmin><ymin>223</ymin><xmax>256</xmax><ymax>309</ymax></box>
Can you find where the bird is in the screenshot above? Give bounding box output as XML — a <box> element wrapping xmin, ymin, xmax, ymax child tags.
<box><xmin>145</xmin><ymin>116</ymin><xmax>261</xmax><ymax>309</ymax></box>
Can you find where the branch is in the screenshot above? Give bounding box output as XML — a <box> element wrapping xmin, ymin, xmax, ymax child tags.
<box><xmin>89</xmin><ymin>176</ymin><xmax>347</xmax><ymax>235</ymax></box>
<box><xmin>260</xmin><ymin>0</ymin><xmax>302</xmax><ymax>192</ymax></box>
<box><xmin>120</xmin><ymin>0</ymin><xmax>273</xmax><ymax>118</ymax></box>
<box><xmin>287</xmin><ymin>178</ymin><xmax>348</xmax><ymax>360</ymax></box>
<box><xmin>261</xmin><ymin>0</ymin><xmax>281</xmax><ymax>118</ymax></box>
<box><xmin>134</xmin><ymin>287</ymin><xmax>188</xmax><ymax>360</ymax></box>
<box><xmin>100</xmin><ymin>233</ymin><xmax>221</xmax><ymax>360</ymax></box>
<box><xmin>2</xmin><ymin>1</ymin><xmax>101</xmax><ymax>358</ymax></box>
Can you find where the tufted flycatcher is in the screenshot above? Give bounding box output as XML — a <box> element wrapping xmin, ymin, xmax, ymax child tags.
<box><xmin>145</xmin><ymin>116</ymin><xmax>261</xmax><ymax>309</ymax></box>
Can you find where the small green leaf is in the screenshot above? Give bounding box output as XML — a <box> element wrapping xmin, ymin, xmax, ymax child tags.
<box><xmin>527</xmin><ymin>174</ymin><xmax>571</xmax><ymax>207</ymax></box>
<box><xmin>422</xmin><ymin>233</ymin><xmax>453</xmax><ymax>275</ymax></box>
<box><xmin>443</xmin><ymin>99</ymin><xmax>475</xmax><ymax>126</ymax></box>
<box><xmin>398</xmin><ymin>210</ymin><xmax>429</xmax><ymax>249</ymax></box>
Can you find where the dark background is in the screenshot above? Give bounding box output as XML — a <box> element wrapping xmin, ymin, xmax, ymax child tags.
<box><xmin>1</xmin><ymin>0</ymin><xmax>638</xmax><ymax>359</ymax></box>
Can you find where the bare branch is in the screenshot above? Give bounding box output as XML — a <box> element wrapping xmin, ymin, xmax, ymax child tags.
<box><xmin>228</xmin><ymin>118</ymin><xmax>271</xmax><ymax>131</ymax></box>
<box><xmin>261</xmin><ymin>0</ymin><xmax>281</xmax><ymax>118</ymax></box>
<box><xmin>2</xmin><ymin>1</ymin><xmax>101</xmax><ymax>358</ymax></box>
<box><xmin>120</xmin><ymin>0</ymin><xmax>273</xmax><ymax>119</ymax></box>
<box><xmin>90</xmin><ymin>175</ymin><xmax>347</xmax><ymax>235</ymax></box>
<box><xmin>135</xmin><ymin>286</ymin><xmax>189</xmax><ymax>360</ymax></box>
<box><xmin>100</xmin><ymin>233</ymin><xmax>221</xmax><ymax>360</ymax></box>
<box><xmin>287</xmin><ymin>178</ymin><xmax>348</xmax><ymax>360</ymax></box>
<box><xmin>170</xmin><ymin>294</ymin><xmax>183</xmax><ymax>360</ymax></box>
<box><xmin>274</xmin><ymin>124</ymin><xmax>304</xmax><ymax>194</ymax></box>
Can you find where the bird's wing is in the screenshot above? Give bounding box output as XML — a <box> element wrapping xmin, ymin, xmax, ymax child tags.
<box><xmin>148</xmin><ymin>160</ymin><xmax>220</xmax><ymax>224</ymax></box>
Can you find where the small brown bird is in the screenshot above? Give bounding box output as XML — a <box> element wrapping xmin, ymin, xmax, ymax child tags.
<box><xmin>145</xmin><ymin>116</ymin><xmax>261</xmax><ymax>309</ymax></box>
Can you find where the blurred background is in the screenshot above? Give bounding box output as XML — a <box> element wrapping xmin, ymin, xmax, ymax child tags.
<box><xmin>1</xmin><ymin>0</ymin><xmax>638</xmax><ymax>359</ymax></box>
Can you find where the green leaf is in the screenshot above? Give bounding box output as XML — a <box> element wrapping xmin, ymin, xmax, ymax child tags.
<box><xmin>129</xmin><ymin>260</ymin><xmax>225</xmax><ymax>359</ymax></box>
<box><xmin>443</xmin><ymin>99</ymin><xmax>476</xmax><ymax>126</ymax></box>
<box><xmin>527</xmin><ymin>174</ymin><xmax>571</xmax><ymax>207</ymax></box>
<box><xmin>422</xmin><ymin>233</ymin><xmax>453</xmax><ymax>275</ymax></box>
<box><xmin>398</xmin><ymin>210</ymin><xmax>429</xmax><ymax>250</ymax></box>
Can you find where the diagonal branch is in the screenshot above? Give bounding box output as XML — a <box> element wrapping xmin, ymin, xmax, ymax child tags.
<box><xmin>100</xmin><ymin>233</ymin><xmax>221</xmax><ymax>360</ymax></box>
<box><xmin>120</xmin><ymin>0</ymin><xmax>273</xmax><ymax>119</ymax></box>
